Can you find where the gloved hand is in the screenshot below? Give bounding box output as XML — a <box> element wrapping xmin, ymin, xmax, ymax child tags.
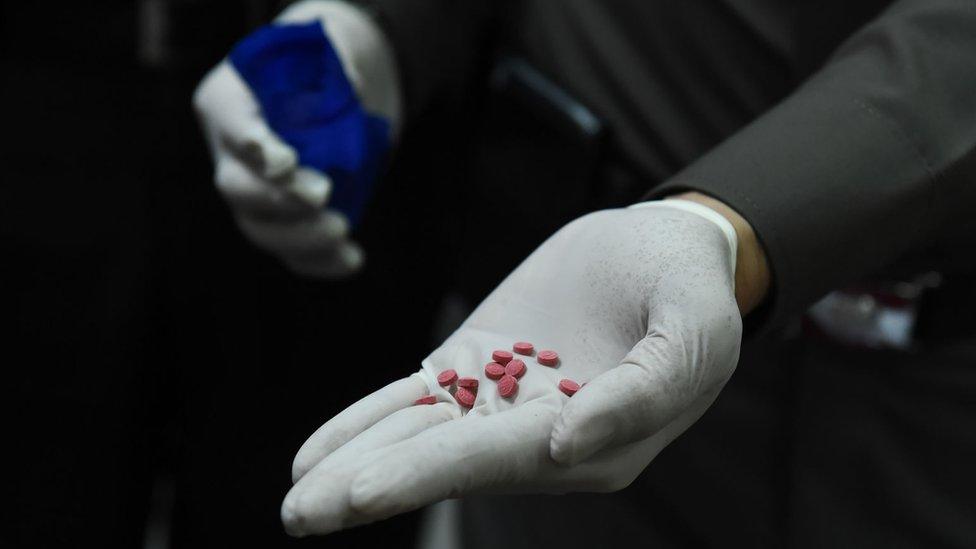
<box><xmin>281</xmin><ymin>199</ymin><xmax>744</xmax><ymax>536</ymax></box>
<box><xmin>193</xmin><ymin>0</ymin><xmax>401</xmax><ymax>277</ymax></box>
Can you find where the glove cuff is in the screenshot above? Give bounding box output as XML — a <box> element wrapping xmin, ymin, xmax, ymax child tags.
<box><xmin>628</xmin><ymin>199</ymin><xmax>738</xmax><ymax>278</ymax></box>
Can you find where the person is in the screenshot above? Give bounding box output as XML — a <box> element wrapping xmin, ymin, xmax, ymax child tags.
<box><xmin>193</xmin><ymin>0</ymin><xmax>976</xmax><ymax>546</ymax></box>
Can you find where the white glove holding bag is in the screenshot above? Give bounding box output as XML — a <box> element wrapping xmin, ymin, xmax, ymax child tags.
<box><xmin>193</xmin><ymin>0</ymin><xmax>401</xmax><ymax>277</ymax></box>
<box><xmin>281</xmin><ymin>199</ymin><xmax>743</xmax><ymax>536</ymax></box>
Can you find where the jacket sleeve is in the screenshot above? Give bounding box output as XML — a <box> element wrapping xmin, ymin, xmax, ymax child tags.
<box><xmin>647</xmin><ymin>0</ymin><xmax>976</xmax><ymax>331</ymax></box>
<box><xmin>349</xmin><ymin>0</ymin><xmax>505</xmax><ymax>123</ymax></box>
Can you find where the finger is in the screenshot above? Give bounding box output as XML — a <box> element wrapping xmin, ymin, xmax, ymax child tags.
<box><xmin>236</xmin><ymin>209</ymin><xmax>351</xmax><ymax>256</ymax></box>
<box><xmin>194</xmin><ymin>62</ymin><xmax>297</xmax><ymax>179</ymax></box>
<box><xmin>215</xmin><ymin>158</ymin><xmax>321</xmax><ymax>217</ymax></box>
<box><xmin>282</xmin><ymin>401</ymin><xmax>458</xmax><ymax>537</ymax></box>
<box><xmin>345</xmin><ymin>400</ymin><xmax>557</xmax><ymax>526</ymax></box>
<box><xmin>283</xmin><ymin>167</ymin><xmax>331</xmax><ymax>209</ymax></box>
<box><xmin>291</xmin><ymin>374</ymin><xmax>428</xmax><ymax>483</ymax></box>
<box><xmin>282</xmin><ymin>240</ymin><xmax>366</xmax><ymax>279</ymax></box>
<box><xmin>549</xmin><ymin>333</ymin><xmax>702</xmax><ymax>465</ymax></box>
<box><xmin>233</xmin><ymin>126</ymin><xmax>298</xmax><ymax>180</ymax></box>
<box><xmin>539</xmin><ymin>388</ymin><xmax>726</xmax><ymax>494</ymax></box>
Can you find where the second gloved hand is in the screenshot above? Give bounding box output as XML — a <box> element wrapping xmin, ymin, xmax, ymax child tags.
<box><xmin>193</xmin><ymin>0</ymin><xmax>401</xmax><ymax>277</ymax></box>
<box><xmin>281</xmin><ymin>200</ymin><xmax>743</xmax><ymax>536</ymax></box>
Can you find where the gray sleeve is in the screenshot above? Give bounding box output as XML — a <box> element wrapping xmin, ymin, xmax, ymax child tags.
<box><xmin>647</xmin><ymin>0</ymin><xmax>976</xmax><ymax>331</ymax></box>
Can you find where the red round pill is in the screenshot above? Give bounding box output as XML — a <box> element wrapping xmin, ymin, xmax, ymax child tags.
<box><xmin>485</xmin><ymin>362</ymin><xmax>506</xmax><ymax>379</ymax></box>
<box><xmin>538</xmin><ymin>350</ymin><xmax>560</xmax><ymax>367</ymax></box>
<box><xmin>437</xmin><ymin>369</ymin><xmax>458</xmax><ymax>386</ymax></box>
<box><xmin>492</xmin><ymin>350</ymin><xmax>514</xmax><ymax>365</ymax></box>
<box><xmin>558</xmin><ymin>379</ymin><xmax>580</xmax><ymax>396</ymax></box>
<box><xmin>455</xmin><ymin>386</ymin><xmax>476</xmax><ymax>407</ymax></box>
<box><xmin>414</xmin><ymin>395</ymin><xmax>437</xmax><ymax>405</ymax></box>
<box><xmin>457</xmin><ymin>377</ymin><xmax>479</xmax><ymax>389</ymax></box>
<box><xmin>505</xmin><ymin>359</ymin><xmax>526</xmax><ymax>379</ymax></box>
<box><xmin>497</xmin><ymin>374</ymin><xmax>518</xmax><ymax>398</ymax></box>
<box><xmin>513</xmin><ymin>341</ymin><xmax>534</xmax><ymax>356</ymax></box>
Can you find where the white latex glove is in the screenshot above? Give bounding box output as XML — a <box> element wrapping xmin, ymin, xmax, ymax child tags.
<box><xmin>280</xmin><ymin>199</ymin><xmax>743</xmax><ymax>536</ymax></box>
<box><xmin>192</xmin><ymin>0</ymin><xmax>401</xmax><ymax>277</ymax></box>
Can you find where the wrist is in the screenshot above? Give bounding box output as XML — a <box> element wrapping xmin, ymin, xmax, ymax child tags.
<box><xmin>666</xmin><ymin>192</ymin><xmax>770</xmax><ymax>315</ymax></box>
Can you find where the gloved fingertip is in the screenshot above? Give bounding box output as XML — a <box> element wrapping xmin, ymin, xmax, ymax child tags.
<box><xmin>287</xmin><ymin>171</ymin><xmax>331</xmax><ymax>208</ymax></box>
<box><xmin>324</xmin><ymin>212</ymin><xmax>351</xmax><ymax>240</ymax></box>
<box><xmin>548</xmin><ymin>420</ymin><xmax>583</xmax><ymax>465</ymax></box>
<box><xmin>552</xmin><ymin>430</ymin><xmax>611</xmax><ymax>466</ymax></box>
<box><xmin>349</xmin><ymin>466</ymin><xmax>392</xmax><ymax>515</ymax></box>
<box><xmin>548</xmin><ymin>431</ymin><xmax>576</xmax><ymax>465</ymax></box>
<box><xmin>290</xmin><ymin>456</ymin><xmax>314</xmax><ymax>485</ymax></box>
<box><xmin>339</xmin><ymin>242</ymin><xmax>365</xmax><ymax>272</ymax></box>
<box><xmin>280</xmin><ymin>493</ymin><xmax>309</xmax><ymax>538</ymax></box>
<box><xmin>261</xmin><ymin>138</ymin><xmax>298</xmax><ymax>179</ymax></box>
<box><xmin>242</xmin><ymin>128</ymin><xmax>297</xmax><ymax>179</ymax></box>
<box><xmin>549</xmin><ymin>403</ymin><xmax>614</xmax><ymax>465</ymax></box>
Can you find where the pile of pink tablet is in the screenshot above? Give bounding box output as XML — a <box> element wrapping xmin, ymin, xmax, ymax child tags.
<box><xmin>416</xmin><ymin>341</ymin><xmax>582</xmax><ymax>407</ymax></box>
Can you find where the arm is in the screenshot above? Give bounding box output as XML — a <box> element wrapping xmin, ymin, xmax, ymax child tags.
<box><xmin>651</xmin><ymin>0</ymin><xmax>976</xmax><ymax>330</ymax></box>
<box><xmin>277</xmin><ymin>1</ymin><xmax>976</xmax><ymax>536</ymax></box>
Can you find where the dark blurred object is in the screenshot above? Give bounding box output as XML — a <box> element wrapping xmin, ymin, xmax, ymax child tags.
<box><xmin>914</xmin><ymin>274</ymin><xmax>976</xmax><ymax>345</ymax></box>
<box><xmin>3</xmin><ymin>1</ymin><xmax>465</xmax><ymax>547</ymax></box>
<box><xmin>456</xmin><ymin>57</ymin><xmax>607</xmax><ymax>302</ymax></box>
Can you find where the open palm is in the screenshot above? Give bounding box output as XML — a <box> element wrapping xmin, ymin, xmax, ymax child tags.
<box><xmin>282</xmin><ymin>203</ymin><xmax>742</xmax><ymax>536</ymax></box>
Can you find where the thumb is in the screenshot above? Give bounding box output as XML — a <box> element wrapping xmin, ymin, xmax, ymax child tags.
<box><xmin>549</xmin><ymin>333</ymin><xmax>703</xmax><ymax>465</ymax></box>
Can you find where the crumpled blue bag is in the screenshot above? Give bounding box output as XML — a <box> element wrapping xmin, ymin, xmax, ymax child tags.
<box><xmin>230</xmin><ymin>21</ymin><xmax>390</xmax><ymax>226</ymax></box>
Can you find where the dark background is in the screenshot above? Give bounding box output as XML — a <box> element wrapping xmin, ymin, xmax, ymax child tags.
<box><xmin>3</xmin><ymin>1</ymin><xmax>471</xmax><ymax>546</ymax></box>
